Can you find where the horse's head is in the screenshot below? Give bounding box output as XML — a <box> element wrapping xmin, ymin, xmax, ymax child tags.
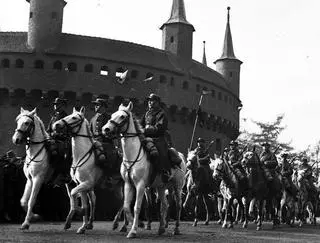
<box><xmin>212</xmin><ymin>158</ymin><xmax>226</xmax><ymax>180</ymax></box>
<box><xmin>186</xmin><ymin>150</ymin><xmax>199</xmax><ymax>171</ymax></box>
<box><xmin>52</xmin><ymin>107</ymin><xmax>85</xmax><ymax>136</ymax></box>
<box><xmin>12</xmin><ymin>107</ymin><xmax>38</xmax><ymax>145</ymax></box>
<box><xmin>102</xmin><ymin>102</ymin><xmax>133</xmax><ymax>137</ymax></box>
<box><xmin>242</xmin><ymin>151</ymin><xmax>260</xmax><ymax>169</ymax></box>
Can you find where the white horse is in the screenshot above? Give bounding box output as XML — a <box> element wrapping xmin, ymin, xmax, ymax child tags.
<box><xmin>102</xmin><ymin>102</ymin><xmax>186</xmax><ymax>238</ymax></box>
<box><xmin>12</xmin><ymin>107</ymin><xmax>52</xmax><ymax>230</ymax></box>
<box><xmin>52</xmin><ymin>107</ymin><xmax>104</xmax><ymax>234</ymax></box>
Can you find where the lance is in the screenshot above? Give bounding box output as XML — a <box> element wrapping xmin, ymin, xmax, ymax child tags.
<box><xmin>188</xmin><ymin>90</ymin><xmax>211</xmax><ymax>151</ymax></box>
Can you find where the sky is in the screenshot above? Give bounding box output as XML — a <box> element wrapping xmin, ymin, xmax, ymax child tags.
<box><xmin>0</xmin><ymin>0</ymin><xmax>320</xmax><ymax>151</ymax></box>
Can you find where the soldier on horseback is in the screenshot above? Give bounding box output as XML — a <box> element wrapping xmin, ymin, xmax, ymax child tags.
<box><xmin>298</xmin><ymin>157</ymin><xmax>317</xmax><ymax>196</ymax></box>
<box><xmin>90</xmin><ymin>98</ymin><xmax>120</xmax><ymax>177</ymax></box>
<box><xmin>260</xmin><ymin>142</ymin><xmax>278</xmax><ymax>182</ymax></box>
<box><xmin>141</xmin><ymin>93</ymin><xmax>171</xmax><ymax>182</ymax></box>
<box><xmin>280</xmin><ymin>152</ymin><xmax>297</xmax><ymax>199</ymax></box>
<box><xmin>47</xmin><ymin>98</ymin><xmax>72</xmax><ymax>186</ymax></box>
<box><xmin>227</xmin><ymin>140</ymin><xmax>247</xmax><ymax>183</ymax></box>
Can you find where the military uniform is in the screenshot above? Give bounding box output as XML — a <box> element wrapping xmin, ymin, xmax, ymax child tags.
<box><xmin>47</xmin><ymin>98</ymin><xmax>72</xmax><ymax>185</ymax></box>
<box><xmin>90</xmin><ymin>98</ymin><xmax>119</xmax><ymax>173</ymax></box>
<box><xmin>141</xmin><ymin>94</ymin><xmax>171</xmax><ymax>181</ymax></box>
<box><xmin>298</xmin><ymin>160</ymin><xmax>317</xmax><ymax>194</ymax></box>
<box><xmin>280</xmin><ymin>154</ymin><xmax>297</xmax><ymax>198</ymax></box>
<box><xmin>260</xmin><ymin>144</ymin><xmax>278</xmax><ymax>182</ymax></box>
<box><xmin>228</xmin><ymin>141</ymin><xmax>246</xmax><ymax>181</ymax></box>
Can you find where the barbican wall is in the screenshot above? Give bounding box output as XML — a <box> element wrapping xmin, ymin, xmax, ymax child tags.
<box><xmin>0</xmin><ymin>34</ymin><xmax>239</xmax><ymax>156</ymax></box>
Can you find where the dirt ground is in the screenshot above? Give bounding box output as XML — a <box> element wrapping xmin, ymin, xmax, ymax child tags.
<box><xmin>1</xmin><ymin>220</ymin><xmax>320</xmax><ymax>243</ymax></box>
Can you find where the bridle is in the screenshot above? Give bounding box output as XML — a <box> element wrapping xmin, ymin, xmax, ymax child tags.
<box><xmin>108</xmin><ymin>109</ymin><xmax>144</xmax><ymax>168</ymax></box>
<box><xmin>15</xmin><ymin>114</ymin><xmax>49</xmax><ymax>165</ymax></box>
<box><xmin>60</xmin><ymin>114</ymin><xmax>92</xmax><ymax>138</ymax></box>
<box><xmin>108</xmin><ymin>110</ymin><xmax>141</xmax><ymax>138</ymax></box>
<box><xmin>60</xmin><ymin>113</ymin><xmax>95</xmax><ymax>174</ymax></box>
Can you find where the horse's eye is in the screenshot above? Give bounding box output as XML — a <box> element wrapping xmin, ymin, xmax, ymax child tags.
<box><xmin>120</xmin><ymin>115</ymin><xmax>125</xmax><ymax>119</ymax></box>
<box><xmin>72</xmin><ymin>117</ymin><xmax>77</xmax><ymax>120</ymax></box>
<box><xmin>25</xmin><ymin>122</ymin><xmax>30</xmax><ymax>125</ymax></box>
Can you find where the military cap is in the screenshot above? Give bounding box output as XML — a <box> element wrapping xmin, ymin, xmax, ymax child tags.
<box><xmin>6</xmin><ymin>150</ymin><xmax>16</xmax><ymax>159</ymax></box>
<box><xmin>146</xmin><ymin>93</ymin><xmax>161</xmax><ymax>102</ymax></box>
<box><xmin>53</xmin><ymin>98</ymin><xmax>67</xmax><ymax>105</ymax></box>
<box><xmin>229</xmin><ymin>140</ymin><xmax>238</xmax><ymax>146</ymax></box>
<box><xmin>197</xmin><ymin>137</ymin><xmax>205</xmax><ymax>143</ymax></box>
<box><xmin>92</xmin><ymin>98</ymin><xmax>108</xmax><ymax>107</ymax></box>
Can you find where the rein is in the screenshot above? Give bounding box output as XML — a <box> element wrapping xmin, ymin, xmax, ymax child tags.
<box><xmin>61</xmin><ymin>115</ymin><xmax>95</xmax><ymax>173</ymax></box>
<box><xmin>16</xmin><ymin>114</ymin><xmax>49</xmax><ymax>166</ymax></box>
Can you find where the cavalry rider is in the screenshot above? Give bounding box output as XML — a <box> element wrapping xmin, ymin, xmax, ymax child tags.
<box><xmin>227</xmin><ymin>140</ymin><xmax>247</xmax><ymax>182</ymax></box>
<box><xmin>141</xmin><ymin>93</ymin><xmax>171</xmax><ymax>183</ymax></box>
<box><xmin>47</xmin><ymin>98</ymin><xmax>72</xmax><ymax>186</ymax></box>
<box><xmin>259</xmin><ymin>142</ymin><xmax>278</xmax><ymax>182</ymax></box>
<box><xmin>280</xmin><ymin>152</ymin><xmax>297</xmax><ymax>199</ymax></box>
<box><xmin>90</xmin><ymin>98</ymin><xmax>119</xmax><ymax>172</ymax></box>
<box><xmin>298</xmin><ymin>157</ymin><xmax>317</xmax><ymax>195</ymax></box>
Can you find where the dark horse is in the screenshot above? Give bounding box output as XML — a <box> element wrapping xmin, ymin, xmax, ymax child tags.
<box><xmin>183</xmin><ymin>150</ymin><xmax>218</xmax><ymax>227</ymax></box>
<box><xmin>242</xmin><ymin>151</ymin><xmax>269</xmax><ymax>230</ymax></box>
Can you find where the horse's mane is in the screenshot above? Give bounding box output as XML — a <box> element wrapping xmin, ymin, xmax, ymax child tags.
<box><xmin>132</xmin><ymin>114</ymin><xmax>144</xmax><ymax>134</ymax></box>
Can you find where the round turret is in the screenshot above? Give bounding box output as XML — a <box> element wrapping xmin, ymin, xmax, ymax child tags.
<box><xmin>27</xmin><ymin>0</ymin><xmax>66</xmax><ymax>51</ymax></box>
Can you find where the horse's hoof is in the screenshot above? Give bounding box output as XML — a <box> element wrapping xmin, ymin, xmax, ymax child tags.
<box><xmin>138</xmin><ymin>221</ymin><xmax>145</xmax><ymax>228</ymax></box>
<box><xmin>256</xmin><ymin>226</ymin><xmax>261</xmax><ymax>231</ymax></box>
<box><xmin>242</xmin><ymin>223</ymin><xmax>248</xmax><ymax>229</ymax></box>
<box><xmin>127</xmin><ymin>232</ymin><xmax>137</xmax><ymax>239</ymax></box>
<box><xmin>228</xmin><ymin>224</ymin><xmax>233</xmax><ymax>229</ymax></box>
<box><xmin>145</xmin><ymin>224</ymin><xmax>151</xmax><ymax>230</ymax></box>
<box><xmin>64</xmin><ymin>223</ymin><xmax>71</xmax><ymax>230</ymax></box>
<box><xmin>217</xmin><ymin>220</ymin><xmax>222</xmax><ymax>225</ymax></box>
<box><xmin>112</xmin><ymin>222</ymin><xmax>119</xmax><ymax>230</ymax></box>
<box><xmin>173</xmin><ymin>227</ymin><xmax>181</xmax><ymax>235</ymax></box>
<box><xmin>86</xmin><ymin>223</ymin><xmax>93</xmax><ymax>230</ymax></box>
<box><xmin>31</xmin><ymin>214</ymin><xmax>41</xmax><ymax>222</ymax></box>
<box><xmin>120</xmin><ymin>226</ymin><xmax>127</xmax><ymax>233</ymax></box>
<box><xmin>158</xmin><ymin>227</ymin><xmax>165</xmax><ymax>235</ymax></box>
<box><xmin>204</xmin><ymin>221</ymin><xmax>209</xmax><ymax>226</ymax></box>
<box><xmin>76</xmin><ymin>228</ymin><xmax>85</xmax><ymax>234</ymax></box>
<box><xmin>192</xmin><ymin>222</ymin><xmax>197</xmax><ymax>227</ymax></box>
<box><xmin>222</xmin><ymin>223</ymin><xmax>227</xmax><ymax>228</ymax></box>
<box><xmin>20</xmin><ymin>223</ymin><xmax>30</xmax><ymax>230</ymax></box>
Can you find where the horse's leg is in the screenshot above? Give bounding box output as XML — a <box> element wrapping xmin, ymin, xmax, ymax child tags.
<box><xmin>86</xmin><ymin>190</ymin><xmax>95</xmax><ymax>230</ymax></box>
<box><xmin>203</xmin><ymin>194</ymin><xmax>210</xmax><ymax>225</ymax></box>
<box><xmin>217</xmin><ymin>196</ymin><xmax>223</xmax><ymax>225</ymax></box>
<box><xmin>242</xmin><ymin>197</ymin><xmax>248</xmax><ymax>229</ymax></box>
<box><xmin>172</xmin><ymin>186</ymin><xmax>183</xmax><ymax>235</ymax></box>
<box><xmin>127</xmin><ymin>181</ymin><xmax>146</xmax><ymax>239</ymax></box>
<box><xmin>228</xmin><ymin>198</ymin><xmax>235</xmax><ymax>228</ymax></box>
<box><xmin>222</xmin><ymin>198</ymin><xmax>229</xmax><ymax>228</ymax></box>
<box><xmin>157</xmin><ymin>187</ymin><xmax>168</xmax><ymax>236</ymax></box>
<box><xmin>75</xmin><ymin>192</ymin><xmax>89</xmax><ymax>234</ymax></box>
<box><xmin>256</xmin><ymin>199</ymin><xmax>263</xmax><ymax>230</ymax></box>
<box><xmin>193</xmin><ymin>194</ymin><xmax>200</xmax><ymax>227</ymax></box>
<box><xmin>64</xmin><ymin>183</ymin><xmax>77</xmax><ymax>230</ymax></box>
<box><xmin>20</xmin><ymin>177</ymin><xmax>32</xmax><ymax>213</ymax></box>
<box><xmin>21</xmin><ymin>176</ymin><xmax>43</xmax><ymax>230</ymax></box>
<box><xmin>144</xmin><ymin>188</ymin><xmax>153</xmax><ymax>230</ymax></box>
<box><xmin>235</xmin><ymin>199</ymin><xmax>243</xmax><ymax>225</ymax></box>
<box><xmin>68</xmin><ymin>182</ymin><xmax>93</xmax><ymax>234</ymax></box>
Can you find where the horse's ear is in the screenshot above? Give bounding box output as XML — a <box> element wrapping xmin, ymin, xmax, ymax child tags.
<box><xmin>20</xmin><ymin>107</ymin><xmax>25</xmax><ymax>113</ymax></box>
<box><xmin>72</xmin><ymin>107</ymin><xmax>77</xmax><ymax>113</ymax></box>
<box><xmin>30</xmin><ymin>107</ymin><xmax>37</xmax><ymax>115</ymax></box>
<box><xmin>127</xmin><ymin>101</ymin><xmax>133</xmax><ymax>111</ymax></box>
<box><xmin>80</xmin><ymin>106</ymin><xmax>85</xmax><ymax>114</ymax></box>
